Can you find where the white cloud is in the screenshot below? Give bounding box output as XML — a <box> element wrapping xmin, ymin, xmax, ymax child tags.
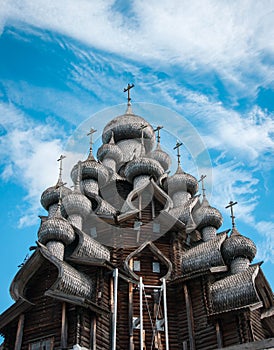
<box><xmin>1</xmin><ymin>0</ymin><xmax>273</xmax><ymax>95</ymax></box>
<box><xmin>255</xmin><ymin>221</ymin><xmax>274</xmax><ymax>262</ymax></box>
<box><xmin>0</xmin><ymin>102</ymin><xmax>73</xmax><ymax>227</ymax></box>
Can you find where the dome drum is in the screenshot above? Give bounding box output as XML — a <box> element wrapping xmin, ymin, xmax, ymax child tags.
<box><xmin>81</xmin><ymin>179</ymin><xmax>99</xmax><ymax>197</ymax></box>
<box><xmin>202</xmin><ymin>226</ymin><xmax>217</xmax><ymax>241</ymax></box>
<box><xmin>117</xmin><ymin>139</ymin><xmax>144</xmax><ymax>162</ymax></box>
<box><xmin>231</xmin><ymin>257</ymin><xmax>250</xmax><ymax>274</ymax></box>
<box><xmin>46</xmin><ymin>241</ymin><xmax>65</xmax><ymax>260</ymax></box>
<box><xmin>172</xmin><ymin>191</ymin><xmax>191</xmax><ymax>207</ymax></box>
<box><xmin>62</xmin><ymin>192</ymin><xmax>91</xmax><ymax>218</ymax></box>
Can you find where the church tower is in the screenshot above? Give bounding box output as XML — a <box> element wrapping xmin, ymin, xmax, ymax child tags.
<box><xmin>0</xmin><ymin>86</ymin><xmax>273</xmax><ymax>349</ymax></box>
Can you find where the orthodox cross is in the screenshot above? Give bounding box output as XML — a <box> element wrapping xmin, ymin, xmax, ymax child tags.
<box><xmin>75</xmin><ymin>161</ymin><xmax>82</xmax><ymax>191</ymax></box>
<box><xmin>139</xmin><ymin>123</ymin><xmax>147</xmax><ymax>146</ymax></box>
<box><xmin>198</xmin><ymin>174</ymin><xmax>207</xmax><ymax>198</ymax></box>
<box><xmin>154</xmin><ymin>125</ymin><xmax>163</xmax><ymax>144</ymax></box>
<box><xmin>173</xmin><ymin>140</ymin><xmax>183</xmax><ymax>166</ymax></box>
<box><xmin>87</xmin><ymin>128</ymin><xmax>97</xmax><ymax>155</ymax></box>
<box><xmin>56</xmin><ymin>181</ymin><xmax>67</xmax><ymax>206</ymax></box>
<box><xmin>57</xmin><ymin>154</ymin><xmax>66</xmax><ymax>183</ymax></box>
<box><xmin>225</xmin><ymin>200</ymin><xmax>238</xmax><ymax>228</ymax></box>
<box><xmin>124</xmin><ymin>83</ymin><xmax>135</xmax><ymax>104</ymax></box>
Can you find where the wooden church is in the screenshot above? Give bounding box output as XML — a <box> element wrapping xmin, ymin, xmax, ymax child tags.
<box><xmin>0</xmin><ymin>86</ymin><xmax>274</xmax><ymax>349</ymax></box>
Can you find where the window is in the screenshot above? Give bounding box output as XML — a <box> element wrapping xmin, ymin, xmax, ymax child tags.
<box><xmin>153</xmin><ymin>222</ymin><xmax>160</xmax><ymax>233</ymax></box>
<box><xmin>152</xmin><ymin>261</ymin><xmax>160</xmax><ymax>273</ymax></box>
<box><xmin>29</xmin><ymin>338</ymin><xmax>54</xmax><ymax>350</ymax></box>
<box><xmin>133</xmin><ymin>260</ymin><xmax>141</xmax><ymax>271</ymax></box>
<box><xmin>90</xmin><ymin>227</ymin><xmax>97</xmax><ymax>238</ymax></box>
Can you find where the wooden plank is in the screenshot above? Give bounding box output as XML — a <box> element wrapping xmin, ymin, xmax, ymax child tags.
<box><xmin>183</xmin><ymin>284</ymin><xmax>195</xmax><ymax>350</ymax></box>
<box><xmin>14</xmin><ymin>314</ymin><xmax>24</xmax><ymax>350</ymax></box>
<box><xmin>61</xmin><ymin>302</ymin><xmax>68</xmax><ymax>348</ymax></box>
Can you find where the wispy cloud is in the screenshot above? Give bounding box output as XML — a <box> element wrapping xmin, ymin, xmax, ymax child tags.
<box><xmin>0</xmin><ymin>102</ymin><xmax>74</xmax><ymax>227</ymax></box>
<box><xmin>1</xmin><ymin>0</ymin><xmax>273</xmax><ymax>96</ymax></box>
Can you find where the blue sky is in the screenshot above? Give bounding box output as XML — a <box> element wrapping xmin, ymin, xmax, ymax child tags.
<box><xmin>0</xmin><ymin>0</ymin><xmax>274</xmax><ymax>317</ymax></box>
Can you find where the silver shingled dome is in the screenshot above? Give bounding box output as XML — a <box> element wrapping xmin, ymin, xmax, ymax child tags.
<box><xmin>166</xmin><ymin>166</ymin><xmax>198</xmax><ymax>197</ymax></box>
<box><xmin>222</xmin><ymin>228</ymin><xmax>257</xmax><ymax>263</ymax></box>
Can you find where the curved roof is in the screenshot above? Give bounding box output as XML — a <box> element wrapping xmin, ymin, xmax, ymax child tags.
<box><xmin>182</xmin><ymin>232</ymin><xmax>227</xmax><ymax>274</ymax></box>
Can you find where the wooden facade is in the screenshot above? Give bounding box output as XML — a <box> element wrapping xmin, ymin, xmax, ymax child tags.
<box><xmin>1</xmin><ymin>101</ymin><xmax>274</xmax><ymax>349</ymax></box>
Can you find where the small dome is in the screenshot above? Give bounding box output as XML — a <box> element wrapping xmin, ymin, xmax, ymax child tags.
<box><xmin>193</xmin><ymin>198</ymin><xmax>223</xmax><ymax>230</ymax></box>
<box><xmin>97</xmin><ymin>142</ymin><xmax>123</xmax><ymax>165</ymax></box>
<box><xmin>149</xmin><ymin>144</ymin><xmax>171</xmax><ymax>171</ymax></box>
<box><xmin>124</xmin><ymin>157</ymin><xmax>164</xmax><ymax>183</ymax></box>
<box><xmin>222</xmin><ymin>228</ymin><xmax>257</xmax><ymax>263</ymax></box>
<box><xmin>62</xmin><ymin>192</ymin><xmax>91</xmax><ymax>217</ymax></box>
<box><xmin>166</xmin><ymin>166</ymin><xmax>198</xmax><ymax>197</ymax></box>
<box><xmin>40</xmin><ymin>181</ymin><xmax>71</xmax><ymax>210</ymax></box>
<box><xmin>102</xmin><ymin>112</ymin><xmax>155</xmax><ymax>153</ymax></box>
<box><xmin>38</xmin><ymin>215</ymin><xmax>75</xmax><ymax>245</ymax></box>
<box><xmin>71</xmin><ymin>159</ymin><xmax>109</xmax><ymax>186</ymax></box>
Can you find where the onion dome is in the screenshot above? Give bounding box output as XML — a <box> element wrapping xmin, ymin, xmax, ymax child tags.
<box><xmin>97</xmin><ymin>132</ymin><xmax>123</xmax><ymax>165</ymax></box>
<box><xmin>71</xmin><ymin>159</ymin><xmax>109</xmax><ymax>187</ymax></box>
<box><xmin>193</xmin><ymin>197</ymin><xmax>223</xmax><ymax>230</ymax></box>
<box><xmin>62</xmin><ymin>190</ymin><xmax>91</xmax><ymax>218</ymax></box>
<box><xmin>71</xmin><ymin>128</ymin><xmax>109</xmax><ymax>187</ymax></box>
<box><xmin>222</xmin><ymin>228</ymin><xmax>257</xmax><ymax>264</ymax></box>
<box><xmin>149</xmin><ymin>143</ymin><xmax>171</xmax><ymax>172</ymax></box>
<box><xmin>38</xmin><ymin>207</ymin><xmax>75</xmax><ymax>246</ymax></box>
<box><xmin>124</xmin><ymin>157</ymin><xmax>164</xmax><ymax>183</ymax></box>
<box><xmin>102</xmin><ymin>110</ymin><xmax>155</xmax><ymax>153</ymax></box>
<box><xmin>166</xmin><ymin>166</ymin><xmax>198</xmax><ymax>197</ymax></box>
<box><xmin>41</xmin><ymin>154</ymin><xmax>71</xmax><ymax>211</ymax></box>
<box><xmin>41</xmin><ymin>181</ymin><xmax>71</xmax><ymax>211</ymax></box>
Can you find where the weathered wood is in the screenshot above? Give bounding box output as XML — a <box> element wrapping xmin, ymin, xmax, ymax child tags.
<box><xmin>184</xmin><ymin>283</ymin><xmax>195</xmax><ymax>350</ymax></box>
<box><xmin>216</xmin><ymin>321</ymin><xmax>223</xmax><ymax>349</ymax></box>
<box><xmin>14</xmin><ymin>314</ymin><xmax>24</xmax><ymax>350</ymax></box>
<box><xmin>61</xmin><ymin>302</ymin><xmax>68</xmax><ymax>348</ymax></box>
<box><xmin>216</xmin><ymin>337</ymin><xmax>274</xmax><ymax>349</ymax></box>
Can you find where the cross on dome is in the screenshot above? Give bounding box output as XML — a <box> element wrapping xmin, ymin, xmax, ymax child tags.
<box><xmin>57</xmin><ymin>154</ymin><xmax>66</xmax><ymax>184</ymax></box>
<box><xmin>139</xmin><ymin>123</ymin><xmax>148</xmax><ymax>146</ymax></box>
<box><xmin>225</xmin><ymin>200</ymin><xmax>238</xmax><ymax>229</ymax></box>
<box><xmin>124</xmin><ymin>83</ymin><xmax>135</xmax><ymax>105</ymax></box>
<box><xmin>173</xmin><ymin>140</ymin><xmax>183</xmax><ymax>166</ymax></box>
<box><xmin>87</xmin><ymin>128</ymin><xmax>97</xmax><ymax>158</ymax></box>
<box><xmin>154</xmin><ymin>125</ymin><xmax>163</xmax><ymax>144</ymax></box>
<box><xmin>198</xmin><ymin>174</ymin><xmax>207</xmax><ymax>198</ymax></box>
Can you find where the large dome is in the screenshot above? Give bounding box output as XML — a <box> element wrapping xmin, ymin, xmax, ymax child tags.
<box><xmin>102</xmin><ymin>112</ymin><xmax>155</xmax><ymax>153</ymax></box>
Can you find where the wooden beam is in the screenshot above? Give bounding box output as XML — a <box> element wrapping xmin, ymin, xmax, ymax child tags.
<box><xmin>129</xmin><ymin>260</ymin><xmax>134</xmax><ymax>350</ymax></box>
<box><xmin>14</xmin><ymin>314</ymin><xmax>24</xmax><ymax>350</ymax></box>
<box><xmin>61</xmin><ymin>302</ymin><xmax>68</xmax><ymax>348</ymax></box>
<box><xmin>215</xmin><ymin>320</ymin><xmax>223</xmax><ymax>349</ymax></box>
<box><xmin>90</xmin><ymin>316</ymin><xmax>97</xmax><ymax>350</ymax></box>
<box><xmin>183</xmin><ymin>284</ymin><xmax>195</xmax><ymax>350</ymax></box>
